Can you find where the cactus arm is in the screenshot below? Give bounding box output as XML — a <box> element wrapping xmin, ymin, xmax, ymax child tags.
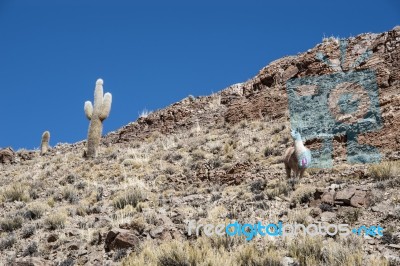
<box><xmin>99</xmin><ymin>92</ymin><xmax>112</xmax><ymax>121</ymax></box>
<box><xmin>84</xmin><ymin>101</ymin><xmax>93</xmax><ymax>120</ymax></box>
<box><xmin>93</xmin><ymin>79</ymin><xmax>104</xmax><ymax>113</ymax></box>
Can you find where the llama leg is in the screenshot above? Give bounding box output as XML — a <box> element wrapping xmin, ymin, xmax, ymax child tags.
<box><xmin>299</xmin><ymin>168</ymin><xmax>306</xmax><ymax>179</ymax></box>
<box><xmin>285</xmin><ymin>165</ymin><xmax>291</xmax><ymax>179</ymax></box>
<box><xmin>293</xmin><ymin>170</ymin><xmax>300</xmax><ymax>186</ymax></box>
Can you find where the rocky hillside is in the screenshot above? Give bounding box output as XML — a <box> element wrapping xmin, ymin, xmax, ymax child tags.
<box><xmin>0</xmin><ymin>26</ymin><xmax>400</xmax><ymax>266</ymax></box>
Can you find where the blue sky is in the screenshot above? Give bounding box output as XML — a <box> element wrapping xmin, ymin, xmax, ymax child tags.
<box><xmin>0</xmin><ymin>0</ymin><xmax>398</xmax><ymax>150</ymax></box>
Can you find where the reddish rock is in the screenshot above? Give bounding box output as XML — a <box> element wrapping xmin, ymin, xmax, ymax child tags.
<box><xmin>321</xmin><ymin>191</ymin><xmax>335</xmax><ymax>204</ymax></box>
<box><xmin>350</xmin><ymin>190</ymin><xmax>370</xmax><ymax>207</ymax></box>
<box><xmin>105</xmin><ymin>229</ymin><xmax>139</xmax><ymax>252</ymax></box>
<box><xmin>335</xmin><ymin>188</ymin><xmax>356</xmax><ymax>205</ymax></box>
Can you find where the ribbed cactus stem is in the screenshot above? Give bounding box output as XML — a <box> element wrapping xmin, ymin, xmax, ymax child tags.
<box><xmin>84</xmin><ymin>79</ymin><xmax>112</xmax><ymax>158</ymax></box>
<box><xmin>40</xmin><ymin>131</ymin><xmax>50</xmax><ymax>155</ymax></box>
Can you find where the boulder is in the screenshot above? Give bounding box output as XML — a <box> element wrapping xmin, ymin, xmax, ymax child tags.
<box><xmin>350</xmin><ymin>190</ymin><xmax>369</xmax><ymax>207</ymax></box>
<box><xmin>0</xmin><ymin>147</ymin><xmax>15</xmax><ymax>164</ymax></box>
<box><xmin>335</xmin><ymin>188</ymin><xmax>356</xmax><ymax>205</ymax></box>
<box><xmin>104</xmin><ymin>229</ymin><xmax>139</xmax><ymax>252</ymax></box>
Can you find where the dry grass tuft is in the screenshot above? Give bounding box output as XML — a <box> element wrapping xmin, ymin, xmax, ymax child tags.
<box><xmin>368</xmin><ymin>161</ymin><xmax>400</xmax><ymax>181</ymax></box>
<box><xmin>44</xmin><ymin>211</ymin><xmax>67</xmax><ymax>230</ymax></box>
<box><xmin>290</xmin><ymin>185</ymin><xmax>316</xmax><ymax>204</ymax></box>
<box><xmin>1</xmin><ymin>183</ymin><xmax>30</xmax><ymax>202</ymax></box>
<box><xmin>113</xmin><ymin>186</ymin><xmax>147</xmax><ymax>210</ymax></box>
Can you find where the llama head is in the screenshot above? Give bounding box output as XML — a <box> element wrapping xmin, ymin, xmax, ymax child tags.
<box><xmin>291</xmin><ymin>129</ymin><xmax>302</xmax><ymax>141</ymax></box>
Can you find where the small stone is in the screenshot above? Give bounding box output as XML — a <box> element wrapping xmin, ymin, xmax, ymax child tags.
<box><xmin>310</xmin><ymin>208</ymin><xmax>321</xmax><ymax>218</ymax></box>
<box><xmin>150</xmin><ymin>226</ymin><xmax>165</xmax><ymax>238</ymax></box>
<box><xmin>67</xmin><ymin>229</ymin><xmax>80</xmax><ymax>237</ymax></box>
<box><xmin>47</xmin><ymin>234</ymin><xmax>58</xmax><ymax>243</ymax></box>
<box><xmin>281</xmin><ymin>256</ymin><xmax>298</xmax><ymax>266</ymax></box>
<box><xmin>388</xmin><ymin>244</ymin><xmax>400</xmax><ymax>249</ymax></box>
<box><xmin>371</xmin><ymin>206</ymin><xmax>381</xmax><ymax>212</ymax></box>
<box><xmin>68</xmin><ymin>244</ymin><xmax>79</xmax><ymax>250</ymax></box>
<box><xmin>330</xmin><ymin>184</ymin><xmax>340</xmax><ymax>190</ymax></box>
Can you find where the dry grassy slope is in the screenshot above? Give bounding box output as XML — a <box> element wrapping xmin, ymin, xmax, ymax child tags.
<box><xmin>0</xmin><ymin>27</ymin><xmax>399</xmax><ymax>265</ymax></box>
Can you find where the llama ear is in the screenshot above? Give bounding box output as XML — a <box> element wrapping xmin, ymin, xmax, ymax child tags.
<box><xmin>290</xmin><ymin>129</ymin><xmax>297</xmax><ymax>138</ymax></box>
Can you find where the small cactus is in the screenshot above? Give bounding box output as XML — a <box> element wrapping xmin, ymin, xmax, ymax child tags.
<box><xmin>84</xmin><ymin>79</ymin><xmax>112</xmax><ymax>158</ymax></box>
<box><xmin>40</xmin><ymin>131</ymin><xmax>50</xmax><ymax>155</ymax></box>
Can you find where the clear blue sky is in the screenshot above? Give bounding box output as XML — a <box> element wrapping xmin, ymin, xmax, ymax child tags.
<box><xmin>0</xmin><ymin>0</ymin><xmax>398</xmax><ymax>150</ymax></box>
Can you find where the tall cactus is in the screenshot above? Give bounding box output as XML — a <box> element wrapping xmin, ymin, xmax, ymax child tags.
<box><xmin>84</xmin><ymin>79</ymin><xmax>112</xmax><ymax>158</ymax></box>
<box><xmin>40</xmin><ymin>131</ymin><xmax>50</xmax><ymax>155</ymax></box>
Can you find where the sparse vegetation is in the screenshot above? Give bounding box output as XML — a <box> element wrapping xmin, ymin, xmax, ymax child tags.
<box><xmin>62</xmin><ymin>186</ymin><xmax>79</xmax><ymax>203</ymax></box>
<box><xmin>368</xmin><ymin>161</ymin><xmax>400</xmax><ymax>181</ymax></box>
<box><xmin>263</xmin><ymin>145</ymin><xmax>279</xmax><ymax>157</ymax></box>
<box><xmin>21</xmin><ymin>225</ymin><xmax>36</xmax><ymax>239</ymax></box>
<box><xmin>0</xmin><ymin>234</ymin><xmax>16</xmax><ymax>251</ymax></box>
<box><xmin>288</xmin><ymin>235</ymin><xmax>364</xmax><ymax>266</ymax></box>
<box><xmin>340</xmin><ymin>208</ymin><xmax>362</xmax><ymax>224</ymax></box>
<box><xmin>2</xmin><ymin>183</ymin><xmax>30</xmax><ymax>202</ymax></box>
<box><xmin>122</xmin><ymin>238</ymin><xmax>284</xmax><ymax>266</ymax></box>
<box><xmin>139</xmin><ymin>109</ymin><xmax>152</xmax><ymax>118</ymax></box>
<box><xmin>319</xmin><ymin>203</ymin><xmax>333</xmax><ymax>212</ymax></box>
<box><xmin>113</xmin><ymin>186</ymin><xmax>147</xmax><ymax>209</ymax></box>
<box><xmin>44</xmin><ymin>212</ymin><xmax>67</xmax><ymax>230</ymax></box>
<box><xmin>22</xmin><ymin>241</ymin><xmax>38</xmax><ymax>257</ymax></box>
<box><xmin>265</xmin><ymin>179</ymin><xmax>290</xmax><ymax>199</ymax></box>
<box><xmin>25</xmin><ymin>202</ymin><xmax>48</xmax><ymax>220</ymax></box>
<box><xmin>291</xmin><ymin>185</ymin><xmax>316</xmax><ymax>204</ymax></box>
<box><xmin>0</xmin><ymin>215</ymin><xmax>23</xmax><ymax>232</ymax></box>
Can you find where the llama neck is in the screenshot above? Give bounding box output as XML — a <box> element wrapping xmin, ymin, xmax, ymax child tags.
<box><xmin>294</xmin><ymin>139</ymin><xmax>305</xmax><ymax>153</ymax></box>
